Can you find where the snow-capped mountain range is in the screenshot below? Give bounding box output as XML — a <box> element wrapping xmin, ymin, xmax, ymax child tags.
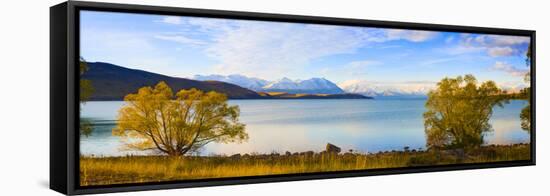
<box><xmin>192</xmin><ymin>74</ymin><xmax>527</xmax><ymax>96</ymax></box>
<box><xmin>337</xmin><ymin>80</ymin><xmax>436</xmax><ymax>97</ymax></box>
<box><xmin>263</xmin><ymin>77</ymin><xmax>344</xmax><ymax>94</ymax></box>
<box><xmin>192</xmin><ymin>74</ymin><xmax>269</xmax><ymax>91</ymax></box>
<box><xmin>337</xmin><ymin>80</ymin><xmax>528</xmax><ymax>96</ymax></box>
<box><xmin>192</xmin><ymin>75</ymin><xmax>344</xmax><ymax>94</ymax></box>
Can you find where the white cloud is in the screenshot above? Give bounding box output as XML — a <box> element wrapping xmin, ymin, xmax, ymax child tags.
<box><xmin>148</xmin><ymin>17</ymin><xmax>440</xmax><ymax>79</ymax></box>
<box><xmin>489</xmin><ymin>35</ymin><xmax>531</xmax><ymax>46</ymax></box>
<box><xmin>360</xmin><ymin>29</ymin><xmax>438</xmax><ymax>43</ymax></box>
<box><xmin>455</xmin><ymin>34</ymin><xmax>530</xmax><ymax>57</ymax></box>
<box><xmin>348</xmin><ymin>60</ymin><xmax>380</xmax><ymax>68</ymax></box>
<box><xmin>470</xmin><ymin>35</ymin><xmax>530</xmax><ymax>47</ymax></box>
<box><xmin>320</xmin><ymin>60</ymin><xmax>381</xmax><ymax>78</ymax></box>
<box><xmin>173</xmin><ymin>18</ymin><xmax>438</xmax><ymax>79</ymax></box>
<box><xmin>154</xmin><ymin>34</ymin><xmax>207</xmax><ymax>45</ymax></box>
<box><xmin>385</xmin><ymin>29</ymin><xmax>438</xmax><ymax>42</ymax></box>
<box><xmin>185</xmin><ymin>17</ymin><xmax>238</xmax><ymax>32</ymax></box>
<box><xmin>204</xmin><ymin>22</ymin><xmax>371</xmax><ymax>79</ymax></box>
<box><xmin>488</xmin><ymin>47</ymin><xmax>514</xmax><ymax>57</ymax></box>
<box><xmin>158</xmin><ymin>16</ymin><xmax>182</xmax><ymax>24</ymax></box>
<box><xmin>445</xmin><ymin>45</ymin><xmax>485</xmax><ymax>55</ymax></box>
<box><xmin>491</xmin><ymin>61</ymin><xmax>528</xmax><ymax>77</ymax></box>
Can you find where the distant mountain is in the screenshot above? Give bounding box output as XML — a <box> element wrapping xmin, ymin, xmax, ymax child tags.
<box><xmin>193</xmin><ymin>75</ymin><xmax>345</xmax><ymax>94</ymax></box>
<box><xmin>81</xmin><ymin>62</ymin><xmax>263</xmax><ymax>100</ymax></box>
<box><xmin>338</xmin><ymin>80</ymin><xmax>436</xmax><ymax>97</ymax></box>
<box><xmin>192</xmin><ymin>74</ymin><xmax>269</xmax><ymax>91</ymax></box>
<box><xmin>258</xmin><ymin>92</ymin><xmax>372</xmax><ymax>99</ymax></box>
<box><xmin>339</xmin><ymin>80</ymin><xmax>529</xmax><ymax>97</ymax></box>
<box><xmin>497</xmin><ymin>83</ymin><xmax>528</xmax><ymax>94</ymax></box>
<box><xmin>263</xmin><ymin>77</ymin><xmax>345</xmax><ymax>94</ymax></box>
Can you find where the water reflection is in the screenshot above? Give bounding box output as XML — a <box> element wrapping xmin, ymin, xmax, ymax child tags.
<box><xmin>80</xmin><ymin>99</ymin><xmax>530</xmax><ymax>156</ymax></box>
<box><xmin>486</xmin><ymin>101</ymin><xmax>531</xmax><ymax>145</ymax></box>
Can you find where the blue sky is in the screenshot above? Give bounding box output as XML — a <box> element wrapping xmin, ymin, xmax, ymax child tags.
<box><xmin>80</xmin><ymin>10</ymin><xmax>530</xmax><ymax>88</ymax></box>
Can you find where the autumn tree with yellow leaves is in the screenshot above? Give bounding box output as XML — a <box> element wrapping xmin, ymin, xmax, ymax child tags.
<box><xmin>424</xmin><ymin>75</ymin><xmax>505</xmax><ymax>150</ymax></box>
<box><xmin>113</xmin><ymin>81</ymin><xmax>248</xmax><ymax>156</ymax></box>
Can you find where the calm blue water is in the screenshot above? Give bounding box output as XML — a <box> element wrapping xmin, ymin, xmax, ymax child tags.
<box><xmin>80</xmin><ymin>99</ymin><xmax>530</xmax><ymax>156</ymax></box>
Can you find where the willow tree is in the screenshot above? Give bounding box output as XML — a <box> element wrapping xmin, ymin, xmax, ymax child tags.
<box><xmin>424</xmin><ymin>75</ymin><xmax>504</xmax><ymax>150</ymax></box>
<box><xmin>113</xmin><ymin>81</ymin><xmax>248</xmax><ymax>156</ymax></box>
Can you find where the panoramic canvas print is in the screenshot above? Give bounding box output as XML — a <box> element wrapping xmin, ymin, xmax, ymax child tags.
<box><xmin>78</xmin><ymin>10</ymin><xmax>532</xmax><ymax>186</ymax></box>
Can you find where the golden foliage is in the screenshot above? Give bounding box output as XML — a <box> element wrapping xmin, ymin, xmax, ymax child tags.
<box><xmin>424</xmin><ymin>74</ymin><xmax>505</xmax><ymax>150</ymax></box>
<box><xmin>113</xmin><ymin>81</ymin><xmax>248</xmax><ymax>156</ymax></box>
<box><xmin>79</xmin><ymin>59</ymin><xmax>94</xmax><ymax>102</ymax></box>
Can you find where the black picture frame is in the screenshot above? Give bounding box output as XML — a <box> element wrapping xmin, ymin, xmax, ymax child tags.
<box><xmin>50</xmin><ymin>1</ymin><xmax>536</xmax><ymax>195</ymax></box>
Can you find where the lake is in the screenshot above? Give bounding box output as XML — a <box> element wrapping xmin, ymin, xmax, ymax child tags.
<box><xmin>80</xmin><ymin>99</ymin><xmax>530</xmax><ymax>156</ymax></box>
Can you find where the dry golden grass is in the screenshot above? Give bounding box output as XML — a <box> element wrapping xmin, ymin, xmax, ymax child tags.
<box><xmin>80</xmin><ymin>144</ymin><xmax>530</xmax><ymax>186</ymax></box>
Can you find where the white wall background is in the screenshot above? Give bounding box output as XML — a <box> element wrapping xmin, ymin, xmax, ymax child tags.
<box><xmin>0</xmin><ymin>0</ymin><xmax>547</xmax><ymax>195</ymax></box>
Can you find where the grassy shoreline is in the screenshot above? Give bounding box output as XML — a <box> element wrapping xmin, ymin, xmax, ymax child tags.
<box><xmin>80</xmin><ymin>144</ymin><xmax>530</xmax><ymax>186</ymax></box>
